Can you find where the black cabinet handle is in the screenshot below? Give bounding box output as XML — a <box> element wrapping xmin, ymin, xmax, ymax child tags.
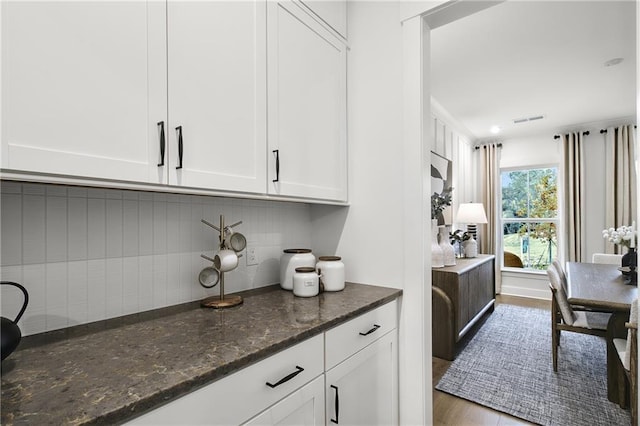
<box><xmin>175</xmin><ymin>126</ymin><xmax>183</xmax><ymax>169</ymax></box>
<box><xmin>157</xmin><ymin>121</ymin><xmax>165</xmax><ymax>167</ymax></box>
<box><xmin>359</xmin><ymin>324</ymin><xmax>381</xmax><ymax>336</ymax></box>
<box><xmin>266</xmin><ymin>365</ymin><xmax>304</xmax><ymax>388</ymax></box>
<box><xmin>272</xmin><ymin>149</ymin><xmax>280</xmax><ymax>182</ymax></box>
<box><xmin>331</xmin><ymin>385</ymin><xmax>339</xmax><ymax>424</ymax></box>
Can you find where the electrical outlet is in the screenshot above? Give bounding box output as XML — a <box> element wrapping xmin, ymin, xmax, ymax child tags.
<box><xmin>246</xmin><ymin>247</ymin><xmax>259</xmax><ymax>266</ymax></box>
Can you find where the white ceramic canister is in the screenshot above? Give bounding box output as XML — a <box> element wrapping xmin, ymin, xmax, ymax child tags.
<box><xmin>316</xmin><ymin>256</ymin><xmax>345</xmax><ymax>292</ymax></box>
<box><xmin>280</xmin><ymin>249</ymin><xmax>316</xmax><ymax>290</ymax></box>
<box><xmin>293</xmin><ymin>267</ymin><xmax>320</xmax><ymax>297</ymax></box>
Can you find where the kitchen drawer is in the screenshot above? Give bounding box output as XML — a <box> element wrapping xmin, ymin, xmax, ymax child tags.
<box><xmin>325</xmin><ymin>300</ymin><xmax>397</xmax><ymax>370</ymax></box>
<box><xmin>128</xmin><ymin>334</ymin><xmax>324</xmax><ymax>425</ymax></box>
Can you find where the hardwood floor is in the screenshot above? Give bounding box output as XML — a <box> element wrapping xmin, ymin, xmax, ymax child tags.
<box><xmin>432</xmin><ymin>294</ymin><xmax>551</xmax><ymax>426</ymax></box>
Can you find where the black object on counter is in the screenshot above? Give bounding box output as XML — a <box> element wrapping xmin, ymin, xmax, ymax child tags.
<box><xmin>1</xmin><ymin>281</ymin><xmax>29</xmax><ymax>361</ymax></box>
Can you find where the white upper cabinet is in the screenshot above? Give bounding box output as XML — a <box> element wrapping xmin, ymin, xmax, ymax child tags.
<box><xmin>165</xmin><ymin>1</ymin><xmax>267</xmax><ymax>193</ymax></box>
<box><xmin>267</xmin><ymin>1</ymin><xmax>348</xmax><ymax>202</ymax></box>
<box><xmin>300</xmin><ymin>0</ymin><xmax>347</xmax><ymax>39</ymax></box>
<box><xmin>1</xmin><ymin>1</ymin><xmax>166</xmax><ymax>183</ymax></box>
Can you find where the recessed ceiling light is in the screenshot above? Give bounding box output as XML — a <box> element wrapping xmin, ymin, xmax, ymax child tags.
<box><xmin>490</xmin><ymin>126</ymin><xmax>501</xmax><ymax>134</ymax></box>
<box><xmin>604</xmin><ymin>57</ymin><xmax>624</xmax><ymax>67</ymax></box>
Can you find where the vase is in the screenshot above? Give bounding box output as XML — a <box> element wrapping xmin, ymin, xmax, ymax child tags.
<box><xmin>462</xmin><ymin>236</ymin><xmax>478</xmax><ymax>258</ymax></box>
<box><xmin>431</xmin><ymin>219</ymin><xmax>444</xmax><ymax>268</ymax></box>
<box><xmin>438</xmin><ymin>225</ymin><xmax>456</xmax><ymax>266</ymax></box>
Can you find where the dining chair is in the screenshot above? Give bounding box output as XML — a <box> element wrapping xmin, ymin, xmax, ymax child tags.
<box><xmin>547</xmin><ymin>265</ymin><xmax>611</xmax><ymax>372</ymax></box>
<box><xmin>592</xmin><ymin>253</ymin><xmax>623</xmax><ymax>266</ymax></box>
<box><xmin>609</xmin><ymin>298</ymin><xmax>637</xmax><ymax>424</ymax></box>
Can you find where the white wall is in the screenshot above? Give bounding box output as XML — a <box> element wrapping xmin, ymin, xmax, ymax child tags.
<box><xmin>0</xmin><ymin>181</ymin><xmax>313</xmax><ymax>335</ymax></box>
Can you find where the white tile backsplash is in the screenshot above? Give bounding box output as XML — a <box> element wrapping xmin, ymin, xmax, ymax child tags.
<box><xmin>1</xmin><ymin>182</ymin><xmax>313</xmax><ymax>336</ymax></box>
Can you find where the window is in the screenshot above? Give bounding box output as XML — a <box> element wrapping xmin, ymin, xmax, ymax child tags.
<box><xmin>501</xmin><ymin>167</ymin><xmax>558</xmax><ymax>271</ymax></box>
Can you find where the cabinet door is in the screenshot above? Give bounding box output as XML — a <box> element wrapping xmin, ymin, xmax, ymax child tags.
<box><xmin>166</xmin><ymin>1</ymin><xmax>267</xmax><ymax>193</ymax></box>
<box><xmin>244</xmin><ymin>375</ymin><xmax>325</xmax><ymax>426</ymax></box>
<box><xmin>1</xmin><ymin>1</ymin><xmax>166</xmax><ymax>183</ymax></box>
<box><xmin>267</xmin><ymin>0</ymin><xmax>347</xmax><ymax>202</ymax></box>
<box><xmin>325</xmin><ymin>331</ymin><xmax>398</xmax><ymax>426</ymax></box>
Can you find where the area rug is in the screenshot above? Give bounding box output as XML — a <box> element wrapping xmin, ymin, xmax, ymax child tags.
<box><xmin>435</xmin><ymin>304</ymin><xmax>631</xmax><ymax>425</ymax></box>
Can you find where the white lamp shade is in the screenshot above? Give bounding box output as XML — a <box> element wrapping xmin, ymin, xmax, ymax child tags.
<box><xmin>456</xmin><ymin>203</ymin><xmax>488</xmax><ymax>224</ymax></box>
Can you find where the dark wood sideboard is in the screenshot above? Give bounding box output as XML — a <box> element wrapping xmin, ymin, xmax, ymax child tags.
<box><xmin>432</xmin><ymin>254</ymin><xmax>496</xmax><ymax>360</ymax></box>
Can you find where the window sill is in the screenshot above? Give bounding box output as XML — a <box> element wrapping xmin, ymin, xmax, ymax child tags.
<box><xmin>501</xmin><ymin>267</ymin><xmax>547</xmax><ymax>276</ymax></box>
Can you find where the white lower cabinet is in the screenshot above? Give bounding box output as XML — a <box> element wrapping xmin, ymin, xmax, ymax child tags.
<box><xmin>126</xmin><ymin>301</ymin><xmax>398</xmax><ymax>425</ymax></box>
<box><xmin>325</xmin><ymin>332</ymin><xmax>398</xmax><ymax>426</ymax></box>
<box><xmin>244</xmin><ymin>375</ymin><xmax>325</xmax><ymax>425</ymax></box>
<box><xmin>324</xmin><ymin>301</ymin><xmax>398</xmax><ymax>426</ymax></box>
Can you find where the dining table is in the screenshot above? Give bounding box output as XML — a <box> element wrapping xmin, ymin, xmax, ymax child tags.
<box><xmin>565</xmin><ymin>261</ymin><xmax>638</xmax><ymax>405</ymax></box>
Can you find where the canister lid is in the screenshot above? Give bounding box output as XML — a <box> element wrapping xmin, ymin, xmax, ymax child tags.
<box><xmin>318</xmin><ymin>256</ymin><xmax>341</xmax><ymax>261</ymax></box>
<box><xmin>284</xmin><ymin>248</ymin><xmax>312</xmax><ymax>254</ymax></box>
<box><xmin>295</xmin><ymin>266</ymin><xmax>316</xmax><ymax>273</ymax></box>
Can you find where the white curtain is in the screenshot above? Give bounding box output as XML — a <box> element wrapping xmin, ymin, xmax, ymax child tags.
<box><xmin>604</xmin><ymin>125</ymin><xmax>637</xmax><ymax>254</ymax></box>
<box><xmin>561</xmin><ymin>132</ymin><xmax>586</xmax><ymax>262</ymax></box>
<box><xmin>479</xmin><ymin>143</ymin><xmax>501</xmax><ymax>293</ymax></box>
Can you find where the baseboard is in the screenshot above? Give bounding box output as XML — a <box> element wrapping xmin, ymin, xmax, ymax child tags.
<box><xmin>499</xmin><ymin>285</ymin><xmax>550</xmax><ymax>300</ymax></box>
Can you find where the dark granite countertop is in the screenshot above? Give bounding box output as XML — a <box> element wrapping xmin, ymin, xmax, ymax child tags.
<box><xmin>1</xmin><ymin>283</ymin><xmax>401</xmax><ymax>425</ymax></box>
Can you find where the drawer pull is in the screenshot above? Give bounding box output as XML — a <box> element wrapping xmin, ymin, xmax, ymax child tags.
<box><xmin>272</xmin><ymin>149</ymin><xmax>280</xmax><ymax>182</ymax></box>
<box><xmin>266</xmin><ymin>365</ymin><xmax>304</xmax><ymax>388</ymax></box>
<box><xmin>175</xmin><ymin>125</ymin><xmax>183</xmax><ymax>170</ymax></box>
<box><xmin>157</xmin><ymin>121</ymin><xmax>165</xmax><ymax>167</ymax></box>
<box><xmin>331</xmin><ymin>385</ymin><xmax>340</xmax><ymax>424</ymax></box>
<box><xmin>359</xmin><ymin>324</ymin><xmax>381</xmax><ymax>336</ymax></box>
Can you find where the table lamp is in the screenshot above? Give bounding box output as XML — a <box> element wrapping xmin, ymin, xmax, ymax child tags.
<box><xmin>456</xmin><ymin>203</ymin><xmax>488</xmax><ymax>257</ymax></box>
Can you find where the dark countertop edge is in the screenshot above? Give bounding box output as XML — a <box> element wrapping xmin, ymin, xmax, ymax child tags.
<box><xmin>85</xmin><ymin>287</ymin><xmax>403</xmax><ymax>425</ymax></box>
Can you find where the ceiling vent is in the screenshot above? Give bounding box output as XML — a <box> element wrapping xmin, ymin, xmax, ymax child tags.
<box><xmin>513</xmin><ymin>115</ymin><xmax>545</xmax><ymax>124</ymax></box>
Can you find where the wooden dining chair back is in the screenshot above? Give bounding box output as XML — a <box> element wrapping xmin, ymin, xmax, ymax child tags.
<box><xmin>504</xmin><ymin>251</ymin><xmax>524</xmax><ymax>268</ymax></box>
<box><xmin>592</xmin><ymin>253</ymin><xmax>623</xmax><ymax>266</ymax></box>
<box><xmin>609</xmin><ymin>298</ymin><xmax>638</xmax><ymax>424</ymax></box>
<box><xmin>547</xmin><ymin>265</ymin><xmax>610</xmax><ymax>372</ymax></box>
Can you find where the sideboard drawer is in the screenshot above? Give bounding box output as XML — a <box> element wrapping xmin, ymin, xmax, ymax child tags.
<box><xmin>325</xmin><ymin>300</ymin><xmax>397</xmax><ymax>370</ymax></box>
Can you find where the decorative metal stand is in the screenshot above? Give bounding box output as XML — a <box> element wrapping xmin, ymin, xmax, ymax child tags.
<box><xmin>200</xmin><ymin>214</ymin><xmax>244</xmax><ymax>309</ymax></box>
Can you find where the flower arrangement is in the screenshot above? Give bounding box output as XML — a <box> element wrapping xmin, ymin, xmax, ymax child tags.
<box><xmin>450</xmin><ymin>229</ymin><xmax>471</xmax><ymax>244</ymax></box>
<box><xmin>602</xmin><ymin>224</ymin><xmax>637</xmax><ymax>248</ymax></box>
<box><xmin>431</xmin><ymin>187</ymin><xmax>453</xmax><ymax>220</ymax></box>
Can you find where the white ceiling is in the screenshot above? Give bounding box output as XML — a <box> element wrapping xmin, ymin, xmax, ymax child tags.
<box><xmin>430</xmin><ymin>0</ymin><xmax>637</xmax><ymax>142</ymax></box>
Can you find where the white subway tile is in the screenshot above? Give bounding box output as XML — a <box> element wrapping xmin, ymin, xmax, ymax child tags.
<box><xmin>87</xmin><ymin>259</ymin><xmax>106</xmax><ymax>322</ymax></box>
<box><xmin>22</xmin><ymin>183</ymin><xmax>45</xmax><ymax>195</ymax></box>
<box><xmin>45</xmin><ymin>305</ymin><xmax>69</xmax><ymax>332</ymax></box>
<box><xmin>166</xmin><ymin>202</ymin><xmax>180</xmax><ymax>254</ymax></box>
<box><xmin>22</xmin><ymin>264</ymin><xmax>46</xmax><ymax>311</ymax></box>
<box><xmin>105</xmin><ymin>189</ymin><xmax>122</xmax><ymax>200</ymax></box>
<box><xmin>191</xmin><ymin>203</ymin><xmax>207</xmax><ymax>252</ymax></box>
<box><xmin>106</xmin><ymin>200</ymin><xmax>123</xmax><ymax>258</ymax></box>
<box><xmin>153</xmin><ymin>201</ymin><xmax>167</xmax><ymax>255</ymax></box>
<box><xmin>46</xmin><ymin>185</ymin><xmax>67</xmax><ymax>197</ymax></box>
<box><xmin>67</xmin><ymin>197</ymin><xmax>88</xmax><ymax>261</ymax></box>
<box><xmin>67</xmin><ymin>303</ymin><xmax>88</xmax><ymax>326</ymax></box>
<box><xmin>122</xmin><ymin>190</ymin><xmax>139</xmax><ymax>201</ymax></box>
<box><xmin>105</xmin><ymin>258</ymin><xmax>123</xmax><ymax>318</ymax></box>
<box><xmin>166</xmin><ymin>253</ymin><xmax>180</xmax><ymax>305</ymax></box>
<box><xmin>46</xmin><ymin>196</ymin><xmax>67</xmax><ymax>262</ymax></box>
<box><xmin>138</xmin><ymin>256</ymin><xmax>154</xmax><ymax>311</ymax></box>
<box><xmin>179</xmin><ymin>252</ymin><xmax>194</xmax><ymax>302</ymax></box>
<box><xmin>123</xmin><ymin>200</ymin><xmax>139</xmax><ymax>257</ymax></box>
<box><xmin>87</xmin><ymin>188</ymin><xmax>106</xmax><ymax>199</ymax></box>
<box><xmin>179</xmin><ymin>203</ymin><xmax>191</xmax><ymax>253</ymax></box>
<box><xmin>87</xmin><ymin>198</ymin><xmax>106</xmax><ymax>259</ymax></box>
<box><xmin>67</xmin><ymin>187</ymin><xmax>88</xmax><ymax>198</ymax></box>
<box><xmin>45</xmin><ymin>262</ymin><xmax>68</xmax><ymax>308</ymax></box>
<box><xmin>123</xmin><ymin>257</ymin><xmax>139</xmax><ymax>315</ymax></box>
<box><xmin>1</xmin><ymin>181</ymin><xmax>22</xmax><ymax>194</ymax></box>
<box><xmin>67</xmin><ymin>260</ymin><xmax>88</xmax><ymax>306</ymax></box>
<box><xmin>1</xmin><ymin>194</ymin><xmax>22</xmax><ymax>265</ymax></box>
<box><xmin>21</xmin><ymin>312</ymin><xmax>46</xmax><ymax>336</ymax></box>
<box><xmin>152</xmin><ymin>254</ymin><xmax>168</xmax><ymax>307</ymax></box>
<box><xmin>138</xmin><ymin>200</ymin><xmax>153</xmax><ymax>255</ymax></box>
